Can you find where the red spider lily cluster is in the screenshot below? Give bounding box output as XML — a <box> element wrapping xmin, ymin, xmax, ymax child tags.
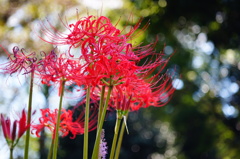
<box><xmin>40</xmin><ymin>15</ymin><xmax>175</xmax><ymax>110</ymax></box>
<box><xmin>0</xmin><ymin>14</ymin><xmax>175</xmax><ymax>159</ymax></box>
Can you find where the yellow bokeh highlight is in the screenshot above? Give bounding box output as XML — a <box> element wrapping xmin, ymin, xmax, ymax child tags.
<box><xmin>158</xmin><ymin>0</ymin><xmax>167</xmax><ymax>8</ymax></box>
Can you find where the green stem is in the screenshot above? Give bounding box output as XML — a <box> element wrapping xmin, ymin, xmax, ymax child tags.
<box><xmin>91</xmin><ymin>86</ymin><xmax>113</xmax><ymax>159</ymax></box>
<box><xmin>83</xmin><ymin>87</ymin><xmax>91</xmax><ymax>159</ymax></box>
<box><xmin>97</xmin><ymin>86</ymin><xmax>106</xmax><ymax>126</ymax></box>
<box><xmin>47</xmin><ymin>137</ymin><xmax>54</xmax><ymax>159</ymax></box>
<box><xmin>10</xmin><ymin>146</ymin><xmax>13</xmax><ymax>159</ymax></box>
<box><xmin>109</xmin><ymin>117</ymin><xmax>122</xmax><ymax>159</ymax></box>
<box><xmin>24</xmin><ymin>72</ymin><xmax>34</xmax><ymax>159</ymax></box>
<box><xmin>52</xmin><ymin>80</ymin><xmax>66</xmax><ymax>159</ymax></box>
<box><xmin>114</xmin><ymin>113</ymin><xmax>129</xmax><ymax>159</ymax></box>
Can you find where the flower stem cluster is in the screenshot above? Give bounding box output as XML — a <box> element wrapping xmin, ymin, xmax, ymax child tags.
<box><xmin>40</xmin><ymin>15</ymin><xmax>175</xmax><ymax>159</ymax></box>
<box><xmin>1</xmin><ymin>13</ymin><xmax>176</xmax><ymax>159</ymax></box>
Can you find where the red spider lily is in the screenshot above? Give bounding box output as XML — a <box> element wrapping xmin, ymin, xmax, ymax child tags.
<box><xmin>36</xmin><ymin>49</ymin><xmax>84</xmax><ymax>93</ymax></box>
<box><xmin>87</xmin><ymin>44</ymin><xmax>175</xmax><ymax>109</ymax></box>
<box><xmin>40</xmin><ymin>16</ymin><xmax>120</xmax><ymax>50</ymax></box>
<box><xmin>78</xmin><ymin>34</ymin><xmax>139</xmax><ymax>62</ymax></box>
<box><xmin>108</xmin><ymin>71</ymin><xmax>175</xmax><ymax>111</ymax></box>
<box><xmin>37</xmin><ymin>49</ymin><xmax>82</xmax><ymax>83</ymax></box>
<box><xmin>39</xmin><ymin>15</ymin><xmax>145</xmax><ymax>47</ymax></box>
<box><xmin>0</xmin><ymin>46</ymin><xmax>38</xmax><ymax>75</ymax></box>
<box><xmin>32</xmin><ymin>108</ymin><xmax>97</xmax><ymax>139</ymax></box>
<box><xmin>39</xmin><ymin>15</ymin><xmax>169</xmax><ymax>81</ymax></box>
<box><xmin>79</xmin><ymin>54</ymin><xmax>138</xmax><ymax>88</ymax></box>
<box><xmin>0</xmin><ymin>110</ymin><xmax>29</xmax><ymax>146</ymax></box>
<box><xmin>39</xmin><ymin>15</ymin><xmax>146</xmax><ymax>60</ymax></box>
<box><xmin>38</xmin><ymin>14</ymin><xmax>166</xmax><ymax>65</ymax></box>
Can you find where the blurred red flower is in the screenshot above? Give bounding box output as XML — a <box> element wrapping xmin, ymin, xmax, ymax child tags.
<box><xmin>32</xmin><ymin>108</ymin><xmax>96</xmax><ymax>139</ymax></box>
<box><xmin>0</xmin><ymin>110</ymin><xmax>29</xmax><ymax>146</ymax></box>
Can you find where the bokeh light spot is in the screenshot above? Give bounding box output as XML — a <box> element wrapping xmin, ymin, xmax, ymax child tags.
<box><xmin>222</xmin><ymin>104</ymin><xmax>239</xmax><ymax>118</ymax></box>
<box><xmin>229</xmin><ymin>83</ymin><xmax>239</xmax><ymax>94</ymax></box>
<box><xmin>164</xmin><ymin>45</ymin><xmax>174</xmax><ymax>55</ymax></box>
<box><xmin>158</xmin><ymin>0</ymin><xmax>167</xmax><ymax>7</ymax></box>
<box><xmin>172</xmin><ymin>79</ymin><xmax>184</xmax><ymax>90</ymax></box>
<box><xmin>192</xmin><ymin>56</ymin><xmax>204</xmax><ymax>68</ymax></box>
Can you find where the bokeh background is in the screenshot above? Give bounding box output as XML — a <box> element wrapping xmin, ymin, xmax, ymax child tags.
<box><xmin>1</xmin><ymin>0</ymin><xmax>240</xmax><ymax>159</ymax></box>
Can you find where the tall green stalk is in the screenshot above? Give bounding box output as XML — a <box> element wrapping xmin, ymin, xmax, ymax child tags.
<box><xmin>97</xmin><ymin>86</ymin><xmax>106</xmax><ymax>125</ymax></box>
<box><xmin>10</xmin><ymin>146</ymin><xmax>13</xmax><ymax>159</ymax></box>
<box><xmin>91</xmin><ymin>86</ymin><xmax>113</xmax><ymax>159</ymax></box>
<box><xmin>52</xmin><ymin>80</ymin><xmax>66</xmax><ymax>159</ymax></box>
<box><xmin>24</xmin><ymin>72</ymin><xmax>34</xmax><ymax>159</ymax></box>
<box><xmin>114</xmin><ymin>113</ymin><xmax>129</xmax><ymax>159</ymax></box>
<box><xmin>47</xmin><ymin>137</ymin><xmax>54</xmax><ymax>159</ymax></box>
<box><xmin>109</xmin><ymin>117</ymin><xmax>122</xmax><ymax>159</ymax></box>
<box><xmin>83</xmin><ymin>87</ymin><xmax>91</xmax><ymax>159</ymax></box>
